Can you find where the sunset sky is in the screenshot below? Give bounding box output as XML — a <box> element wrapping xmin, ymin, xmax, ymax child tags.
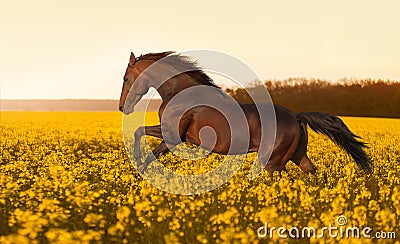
<box><xmin>1</xmin><ymin>0</ymin><xmax>399</xmax><ymax>99</ymax></box>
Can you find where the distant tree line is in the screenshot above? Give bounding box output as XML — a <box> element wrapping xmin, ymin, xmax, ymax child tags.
<box><xmin>225</xmin><ymin>78</ymin><xmax>400</xmax><ymax>118</ymax></box>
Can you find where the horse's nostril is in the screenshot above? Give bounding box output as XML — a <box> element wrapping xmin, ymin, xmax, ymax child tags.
<box><xmin>119</xmin><ymin>105</ymin><xmax>123</xmax><ymax>112</ymax></box>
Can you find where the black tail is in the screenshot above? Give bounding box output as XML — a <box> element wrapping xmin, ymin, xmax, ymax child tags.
<box><xmin>297</xmin><ymin>112</ymin><xmax>372</xmax><ymax>174</ymax></box>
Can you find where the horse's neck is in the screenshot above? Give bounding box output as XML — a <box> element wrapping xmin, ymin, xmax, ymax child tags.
<box><xmin>146</xmin><ymin>63</ymin><xmax>227</xmax><ymax>103</ymax></box>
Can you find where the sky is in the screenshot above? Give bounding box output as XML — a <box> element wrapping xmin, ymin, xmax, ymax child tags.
<box><xmin>1</xmin><ymin>0</ymin><xmax>399</xmax><ymax>99</ymax></box>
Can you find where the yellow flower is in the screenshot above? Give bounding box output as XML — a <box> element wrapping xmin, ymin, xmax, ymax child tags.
<box><xmin>1</xmin><ymin>112</ymin><xmax>399</xmax><ymax>243</ymax></box>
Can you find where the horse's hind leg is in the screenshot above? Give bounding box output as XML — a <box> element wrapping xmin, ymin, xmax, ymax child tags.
<box><xmin>290</xmin><ymin>121</ymin><xmax>317</xmax><ymax>174</ymax></box>
<box><xmin>259</xmin><ymin>152</ymin><xmax>287</xmax><ymax>177</ymax></box>
<box><xmin>265</xmin><ymin>159</ymin><xmax>286</xmax><ymax>177</ymax></box>
<box><xmin>297</xmin><ymin>155</ymin><xmax>317</xmax><ymax>174</ymax></box>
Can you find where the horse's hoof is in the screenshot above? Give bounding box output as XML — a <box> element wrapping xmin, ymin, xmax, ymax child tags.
<box><xmin>137</xmin><ymin>164</ymin><xmax>144</xmax><ymax>173</ymax></box>
<box><xmin>137</xmin><ymin>163</ymin><xmax>147</xmax><ymax>173</ymax></box>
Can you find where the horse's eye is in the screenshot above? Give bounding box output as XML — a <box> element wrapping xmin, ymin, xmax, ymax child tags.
<box><xmin>123</xmin><ymin>77</ymin><xmax>128</xmax><ymax>83</ymax></box>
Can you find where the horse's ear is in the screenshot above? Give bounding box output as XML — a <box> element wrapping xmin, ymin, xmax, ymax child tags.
<box><xmin>129</xmin><ymin>52</ymin><xmax>136</xmax><ymax>65</ymax></box>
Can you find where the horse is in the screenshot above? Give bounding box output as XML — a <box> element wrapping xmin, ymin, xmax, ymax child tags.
<box><xmin>119</xmin><ymin>51</ymin><xmax>372</xmax><ymax>176</ymax></box>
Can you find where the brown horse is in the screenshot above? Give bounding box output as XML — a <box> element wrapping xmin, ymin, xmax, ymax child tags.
<box><xmin>119</xmin><ymin>51</ymin><xmax>372</xmax><ymax>175</ymax></box>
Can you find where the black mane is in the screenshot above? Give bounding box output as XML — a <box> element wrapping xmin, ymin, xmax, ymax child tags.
<box><xmin>136</xmin><ymin>51</ymin><xmax>220</xmax><ymax>89</ymax></box>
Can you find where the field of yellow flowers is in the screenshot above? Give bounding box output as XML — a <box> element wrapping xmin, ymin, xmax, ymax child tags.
<box><xmin>1</xmin><ymin>112</ymin><xmax>399</xmax><ymax>243</ymax></box>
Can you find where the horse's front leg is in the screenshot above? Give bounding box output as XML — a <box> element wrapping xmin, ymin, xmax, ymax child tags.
<box><xmin>133</xmin><ymin>125</ymin><xmax>162</xmax><ymax>164</ymax></box>
<box><xmin>137</xmin><ymin>124</ymin><xmax>182</xmax><ymax>173</ymax></box>
<box><xmin>138</xmin><ymin>141</ymin><xmax>171</xmax><ymax>173</ymax></box>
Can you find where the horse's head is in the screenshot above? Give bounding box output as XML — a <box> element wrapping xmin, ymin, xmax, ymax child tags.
<box><xmin>119</xmin><ymin>51</ymin><xmax>219</xmax><ymax>114</ymax></box>
<box><xmin>119</xmin><ymin>52</ymin><xmax>151</xmax><ymax>115</ymax></box>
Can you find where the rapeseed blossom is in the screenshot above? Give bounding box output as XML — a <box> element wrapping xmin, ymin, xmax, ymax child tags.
<box><xmin>0</xmin><ymin>112</ymin><xmax>399</xmax><ymax>243</ymax></box>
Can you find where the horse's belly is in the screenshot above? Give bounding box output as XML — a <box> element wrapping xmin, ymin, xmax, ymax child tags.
<box><xmin>185</xmin><ymin>123</ymin><xmax>251</xmax><ymax>155</ymax></box>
